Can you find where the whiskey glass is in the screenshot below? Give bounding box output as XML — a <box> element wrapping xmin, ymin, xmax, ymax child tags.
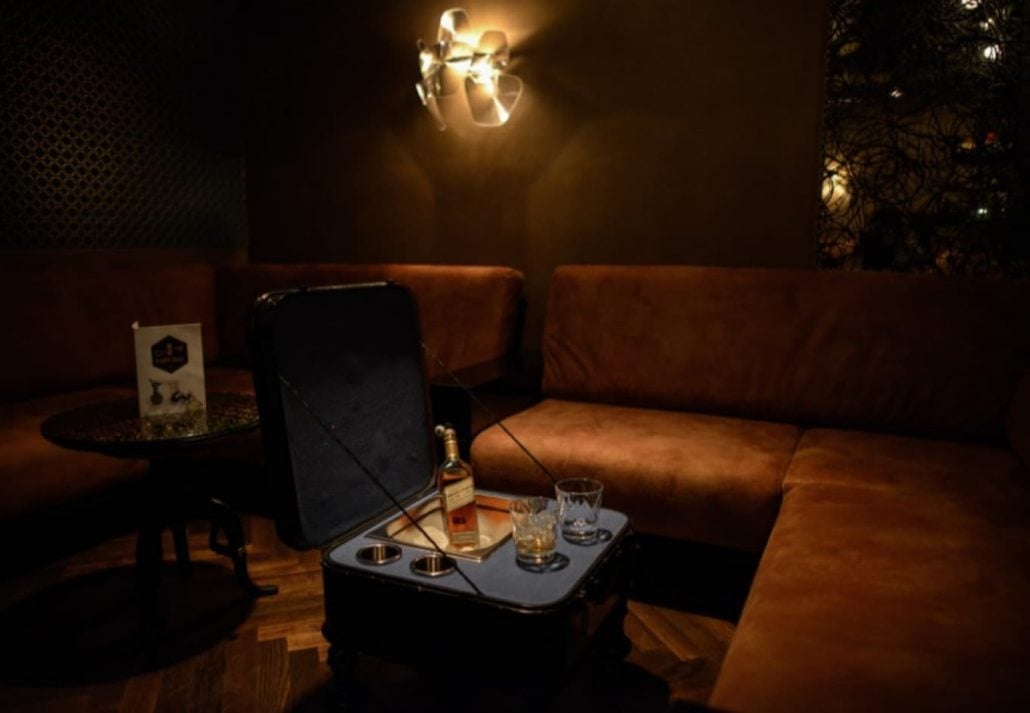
<box><xmin>509</xmin><ymin>497</ymin><xmax>557</xmax><ymax>566</ymax></box>
<box><xmin>555</xmin><ymin>478</ymin><xmax>603</xmax><ymax>544</ymax></box>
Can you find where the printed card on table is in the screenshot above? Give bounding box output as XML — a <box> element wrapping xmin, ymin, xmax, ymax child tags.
<box><xmin>132</xmin><ymin>322</ymin><xmax>207</xmax><ymax>435</ymax></box>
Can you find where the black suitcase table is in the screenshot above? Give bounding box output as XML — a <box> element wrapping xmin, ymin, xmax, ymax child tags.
<box><xmin>249</xmin><ymin>282</ymin><xmax>634</xmax><ymax>702</ymax></box>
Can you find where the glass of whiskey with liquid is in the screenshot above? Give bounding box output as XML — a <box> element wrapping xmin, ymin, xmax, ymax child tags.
<box><xmin>509</xmin><ymin>497</ymin><xmax>558</xmax><ymax>566</ymax></box>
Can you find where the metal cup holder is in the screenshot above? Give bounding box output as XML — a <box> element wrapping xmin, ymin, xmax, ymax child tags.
<box><xmin>410</xmin><ymin>552</ymin><xmax>456</xmax><ymax>577</ymax></box>
<box><xmin>356</xmin><ymin>543</ymin><xmax>402</xmax><ymax>566</ymax></box>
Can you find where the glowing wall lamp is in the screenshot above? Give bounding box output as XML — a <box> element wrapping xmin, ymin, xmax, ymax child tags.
<box><xmin>416</xmin><ymin>8</ymin><xmax>523</xmax><ymax>130</ymax></box>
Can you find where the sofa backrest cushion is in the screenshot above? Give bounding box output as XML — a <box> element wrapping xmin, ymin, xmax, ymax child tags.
<box><xmin>216</xmin><ymin>264</ymin><xmax>524</xmax><ymax>377</ymax></box>
<box><xmin>543</xmin><ymin>265</ymin><xmax>1030</xmax><ymax>442</ymax></box>
<box><xmin>1</xmin><ymin>264</ymin><xmax>219</xmax><ymax>403</ymax></box>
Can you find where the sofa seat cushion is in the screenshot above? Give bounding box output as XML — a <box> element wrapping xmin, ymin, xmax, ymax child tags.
<box><xmin>711</xmin><ymin>484</ymin><xmax>1030</xmax><ymax>712</ymax></box>
<box><xmin>784</xmin><ymin>428</ymin><xmax>1027</xmax><ymax>499</ymax></box>
<box><xmin>471</xmin><ymin>399</ymin><xmax>800</xmax><ymax>550</ymax></box>
<box><xmin>0</xmin><ymin>386</ymin><xmax>143</xmax><ymax>520</ymax></box>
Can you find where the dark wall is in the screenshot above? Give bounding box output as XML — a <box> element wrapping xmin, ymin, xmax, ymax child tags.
<box><xmin>0</xmin><ymin>0</ymin><xmax>246</xmax><ymax>251</ymax></box>
<box><xmin>245</xmin><ymin>0</ymin><xmax>827</xmax><ymax>343</ymax></box>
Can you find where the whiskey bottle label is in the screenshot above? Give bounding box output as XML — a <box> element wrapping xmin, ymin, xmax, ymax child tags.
<box><xmin>443</xmin><ymin>479</ymin><xmax>475</xmax><ymax>512</ymax></box>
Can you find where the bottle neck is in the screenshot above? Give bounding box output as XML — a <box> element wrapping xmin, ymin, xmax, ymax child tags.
<box><xmin>443</xmin><ymin>436</ymin><xmax>460</xmax><ymax>461</ymax></box>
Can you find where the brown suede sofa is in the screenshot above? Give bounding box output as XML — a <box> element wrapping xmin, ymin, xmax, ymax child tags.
<box><xmin>0</xmin><ymin>262</ymin><xmax>523</xmax><ymax>551</ymax></box>
<box><xmin>471</xmin><ymin>265</ymin><xmax>1030</xmax><ymax>711</ymax></box>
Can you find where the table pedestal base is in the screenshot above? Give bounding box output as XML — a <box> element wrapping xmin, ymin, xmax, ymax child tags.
<box><xmin>134</xmin><ymin>461</ymin><xmax>278</xmax><ymax>635</ymax></box>
<box><xmin>208</xmin><ymin>497</ymin><xmax>279</xmax><ymax>597</ymax></box>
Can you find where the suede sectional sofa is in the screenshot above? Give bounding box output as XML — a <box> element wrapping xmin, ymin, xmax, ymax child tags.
<box><xmin>471</xmin><ymin>265</ymin><xmax>1030</xmax><ymax>711</ymax></box>
<box><xmin>0</xmin><ymin>262</ymin><xmax>524</xmax><ymax>548</ymax></box>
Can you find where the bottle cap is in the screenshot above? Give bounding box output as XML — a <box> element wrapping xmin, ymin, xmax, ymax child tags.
<box><xmin>434</xmin><ymin>424</ymin><xmax>456</xmax><ymax>440</ymax></box>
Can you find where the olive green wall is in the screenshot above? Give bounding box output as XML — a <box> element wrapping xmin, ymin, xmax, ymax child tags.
<box><xmin>244</xmin><ymin>0</ymin><xmax>827</xmax><ymax>345</ymax></box>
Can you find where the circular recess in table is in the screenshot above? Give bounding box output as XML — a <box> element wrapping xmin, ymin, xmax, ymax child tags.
<box><xmin>356</xmin><ymin>543</ymin><xmax>402</xmax><ymax>566</ymax></box>
<box><xmin>410</xmin><ymin>553</ymin><xmax>456</xmax><ymax>577</ymax></box>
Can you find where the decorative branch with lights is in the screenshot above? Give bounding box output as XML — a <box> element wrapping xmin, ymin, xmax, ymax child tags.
<box><xmin>817</xmin><ymin>0</ymin><xmax>1027</xmax><ymax>276</ymax></box>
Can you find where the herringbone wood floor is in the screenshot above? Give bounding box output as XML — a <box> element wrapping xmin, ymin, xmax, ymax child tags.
<box><xmin>0</xmin><ymin>515</ymin><xmax>749</xmax><ymax>712</ymax></box>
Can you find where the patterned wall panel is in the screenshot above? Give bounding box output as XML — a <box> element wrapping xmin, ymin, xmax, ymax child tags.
<box><xmin>0</xmin><ymin>0</ymin><xmax>245</xmax><ymax>249</ymax></box>
<box><xmin>818</xmin><ymin>0</ymin><xmax>1027</xmax><ymax>276</ymax></box>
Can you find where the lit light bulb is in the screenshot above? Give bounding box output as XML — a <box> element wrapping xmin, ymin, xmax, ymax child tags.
<box><xmin>469</xmin><ymin>57</ymin><xmax>495</xmax><ymax>86</ymax></box>
<box><xmin>822</xmin><ymin>161</ymin><xmax>851</xmax><ymax>209</ymax></box>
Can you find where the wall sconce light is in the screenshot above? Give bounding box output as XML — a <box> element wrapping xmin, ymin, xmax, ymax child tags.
<box><xmin>416</xmin><ymin>8</ymin><xmax>523</xmax><ymax>131</ymax></box>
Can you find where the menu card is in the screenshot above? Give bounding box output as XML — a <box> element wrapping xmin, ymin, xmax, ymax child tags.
<box><xmin>132</xmin><ymin>322</ymin><xmax>207</xmax><ymax>437</ymax></box>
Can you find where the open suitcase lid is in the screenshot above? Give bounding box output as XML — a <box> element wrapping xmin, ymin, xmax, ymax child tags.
<box><xmin>250</xmin><ymin>282</ymin><xmax>437</xmax><ymax>550</ymax></box>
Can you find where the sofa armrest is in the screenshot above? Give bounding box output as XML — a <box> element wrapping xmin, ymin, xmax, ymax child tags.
<box><xmin>1006</xmin><ymin>366</ymin><xmax>1030</xmax><ymax>470</ymax></box>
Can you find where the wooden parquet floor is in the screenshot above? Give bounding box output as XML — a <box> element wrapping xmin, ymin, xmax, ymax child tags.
<box><xmin>0</xmin><ymin>516</ymin><xmax>749</xmax><ymax>712</ymax></box>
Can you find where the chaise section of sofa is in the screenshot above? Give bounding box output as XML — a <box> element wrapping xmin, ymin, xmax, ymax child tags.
<box><xmin>471</xmin><ymin>264</ymin><xmax>1030</xmax><ymax>709</ymax></box>
<box><xmin>782</xmin><ymin>428</ymin><xmax>1027</xmax><ymax>498</ymax></box>
<box><xmin>713</xmin><ymin>429</ymin><xmax>1030</xmax><ymax>711</ymax></box>
<box><xmin>710</xmin><ymin>482</ymin><xmax>1030</xmax><ymax>712</ymax></box>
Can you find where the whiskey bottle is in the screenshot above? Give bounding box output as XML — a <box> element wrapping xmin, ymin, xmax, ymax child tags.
<box><xmin>434</xmin><ymin>425</ymin><xmax>480</xmax><ymax>549</ymax></box>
